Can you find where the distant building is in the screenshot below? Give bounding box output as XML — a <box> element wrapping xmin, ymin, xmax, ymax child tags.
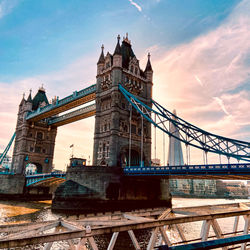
<box><xmin>167</xmin><ymin>110</ymin><xmax>216</xmax><ymax>197</ymax></box>
<box><xmin>151</xmin><ymin>158</ymin><xmax>161</xmax><ymax>166</ymax></box>
<box><xmin>0</xmin><ymin>154</ymin><xmax>12</xmax><ymax>172</ymax></box>
<box><xmin>25</xmin><ymin>163</ymin><xmax>37</xmax><ymax>175</ymax></box>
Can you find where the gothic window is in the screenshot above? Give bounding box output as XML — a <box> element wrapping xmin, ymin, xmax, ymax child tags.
<box><xmin>43</xmin><ymin>149</ymin><xmax>46</xmax><ymax>153</ymax></box>
<box><xmin>130</xmin><ymin>65</ymin><xmax>134</xmax><ymax>73</ymax></box>
<box><xmin>29</xmin><ymin>133</ymin><xmax>32</xmax><ymax>138</ymax></box>
<box><xmin>37</xmin><ymin>132</ymin><xmax>43</xmax><ymax>140</ymax></box>
<box><xmin>135</xmin><ymin>67</ymin><xmax>138</xmax><ymax>75</ymax></box>
<box><xmin>30</xmin><ymin>147</ymin><xmax>33</xmax><ymax>152</ymax></box>
<box><xmin>124</xmin><ymin>125</ymin><xmax>128</xmax><ymax>133</ymax></box>
<box><xmin>108</xmin><ymin>123</ymin><xmax>110</xmax><ymax>130</ymax></box>
<box><xmin>106</xmin><ymin>61</ymin><xmax>110</xmax><ymax>68</ymax></box>
<box><xmin>122</xmin><ymin>103</ymin><xmax>125</xmax><ymax>109</ymax></box>
<box><xmin>138</xmin><ymin>128</ymin><xmax>141</xmax><ymax>136</ymax></box>
<box><xmin>131</xmin><ymin>124</ymin><xmax>136</xmax><ymax>134</ymax></box>
<box><xmin>106</xmin><ymin>146</ymin><xmax>109</xmax><ymax>157</ymax></box>
<box><xmin>125</xmin><ymin>76</ymin><xmax>129</xmax><ymax>83</ymax></box>
<box><xmin>104</xmin><ymin>124</ymin><xmax>107</xmax><ymax>131</ymax></box>
<box><xmin>35</xmin><ymin>146</ymin><xmax>41</xmax><ymax>153</ymax></box>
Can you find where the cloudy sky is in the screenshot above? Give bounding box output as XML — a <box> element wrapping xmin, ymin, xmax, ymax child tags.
<box><xmin>0</xmin><ymin>0</ymin><xmax>249</xmax><ymax>169</ymax></box>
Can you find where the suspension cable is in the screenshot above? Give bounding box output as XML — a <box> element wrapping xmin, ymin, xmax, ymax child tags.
<box><xmin>129</xmin><ymin>104</ymin><xmax>132</xmax><ymax>167</ymax></box>
<box><xmin>154</xmin><ymin>112</ymin><xmax>156</xmax><ymax>161</ymax></box>
<box><xmin>141</xmin><ymin>114</ymin><xmax>144</xmax><ymax>167</ymax></box>
<box><xmin>163</xmin><ymin>131</ymin><xmax>165</xmax><ymax>166</ymax></box>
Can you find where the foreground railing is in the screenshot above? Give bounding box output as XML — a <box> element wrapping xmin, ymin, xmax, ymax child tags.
<box><xmin>0</xmin><ymin>202</ymin><xmax>250</xmax><ymax>249</ymax></box>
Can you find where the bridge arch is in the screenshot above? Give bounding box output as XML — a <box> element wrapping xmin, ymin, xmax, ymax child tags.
<box><xmin>25</xmin><ymin>162</ymin><xmax>43</xmax><ymax>175</ymax></box>
<box><xmin>120</xmin><ymin>145</ymin><xmax>144</xmax><ymax>167</ymax></box>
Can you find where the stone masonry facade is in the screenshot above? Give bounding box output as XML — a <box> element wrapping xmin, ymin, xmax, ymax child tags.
<box><xmin>93</xmin><ymin>34</ymin><xmax>153</xmax><ymax>167</ymax></box>
<box><xmin>12</xmin><ymin>88</ymin><xmax>57</xmax><ymax>174</ymax></box>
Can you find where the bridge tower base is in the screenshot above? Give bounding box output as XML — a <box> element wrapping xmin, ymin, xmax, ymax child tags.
<box><xmin>52</xmin><ymin>166</ymin><xmax>171</xmax><ymax>214</ymax></box>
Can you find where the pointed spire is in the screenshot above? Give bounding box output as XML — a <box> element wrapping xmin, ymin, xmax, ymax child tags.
<box><xmin>123</xmin><ymin>32</ymin><xmax>131</xmax><ymax>44</ymax></box>
<box><xmin>97</xmin><ymin>44</ymin><xmax>105</xmax><ymax>64</ymax></box>
<box><xmin>145</xmin><ymin>52</ymin><xmax>153</xmax><ymax>72</ymax></box>
<box><xmin>114</xmin><ymin>34</ymin><xmax>122</xmax><ymax>55</ymax></box>
<box><xmin>27</xmin><ymin>89</ymin><xmax>32</xmax><ymax>102</ymax></box>
<box><xmin>19</xmin><ymin>93</ymin><xmax>25</xmax><ymax>106</ymax></box>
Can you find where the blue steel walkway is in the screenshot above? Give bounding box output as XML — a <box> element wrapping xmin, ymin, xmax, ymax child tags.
<box><xmin>124</xmin><ymin>163</ymin><xmax>250</xmax><ymax>179</ymax></box>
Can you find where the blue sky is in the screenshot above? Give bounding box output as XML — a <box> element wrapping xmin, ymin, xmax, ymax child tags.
<box><xmin>0</xmin><ymin>0</ymin><xmax>239</xmax><ymax>80</ymax></box>
<box><xmin>0</xmin><ymin>0</ymin><xmax>249</xmax><ymax>168</ymax></box>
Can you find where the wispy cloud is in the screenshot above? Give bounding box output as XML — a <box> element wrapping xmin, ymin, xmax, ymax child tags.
<box><xmin>213</xmin><ymin>97</ymin><xmax>230</xmax><ymax>116</ymax></box>
<box><xmin>0</xmin><ymin>0</ymin><xmax>20</xmax><ymax>19</ymax></box>
<box><xmin>149</xmin><ymin>0</ymin><xmax>250</xmax><ymax>145</ymax></box>
<box><xmin>128</xmin><ymin>0</ymin><xmax>142</xmax><ymax>12</ymax></box>
<box><xmin>194</xmin><ymin>75</ymin><xmax>204</xmax><ymax>86</ymax></box>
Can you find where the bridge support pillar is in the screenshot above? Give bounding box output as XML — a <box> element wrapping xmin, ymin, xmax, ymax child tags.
<box><xmin>52</xmin><ymin>166</ymin><xmax>172</xmax><ymax>213</ymax></box>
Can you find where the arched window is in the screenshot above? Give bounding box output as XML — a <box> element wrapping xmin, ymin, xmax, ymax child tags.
<box><xmin>130</xmin><ymin>65</ymin><xmax>134</xmax><ymax>73</ymax></box>
<box><xmin>135</xmin><ymin>67</ymin><xmax>138</xmax><ymax>75</ymax></box>
<box><xmin>37</xmin><ymin>132</ymin><xmax>43</xmax><ymax>140</ymax></box>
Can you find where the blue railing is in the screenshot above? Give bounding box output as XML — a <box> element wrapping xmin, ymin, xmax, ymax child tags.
<box><xmin>124</xmin><ymin>163</ymin><xmax>250</xmax><ymax>176</ymax></box>
<box><xmin>26</xmin><ymin>84</ymin><xmax>96</xmax><ymax>120</ymax></box>
<box><xmin>26</xmin><ymin>172</ymin><xmax>66</xmax><ymax>186</ymax></box>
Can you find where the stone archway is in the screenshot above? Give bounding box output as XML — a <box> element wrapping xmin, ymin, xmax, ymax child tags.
<box><xmin>25</xmin><ymin>163</ymin><xmax>43</xmax><ymax>175</ymax></box>
<box><xmin>120</xmin><ymin>147</ymin><xmax>144</xmax><ymax>167</ymax></box>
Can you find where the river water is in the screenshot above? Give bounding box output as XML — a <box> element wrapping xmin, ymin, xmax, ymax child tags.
<box><xmin>0</xmin><ymin>198</ymin><xmax>249</xmax><ymax>248</ymax></box>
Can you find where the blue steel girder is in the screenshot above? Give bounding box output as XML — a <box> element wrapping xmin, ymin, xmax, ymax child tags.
<box><xmin>118</xmin><ymin>84</ymin><xmax>250</xmax><ymax>162</ymax></box>
<box><xmin>26</xmin><ymin>173</ymin><xmax>66</xmax><ymax>186</ymax></box>
<box><xmin>26</xmin><ymin>84</ymin><xmax>96</xmax><ymax>122</ymax></box>
<box><xmin>0</xmin><ymin>132</ymin><xmax>16</xmax><ymax>165</ymax></box>
<box><xmin>124</xmin><ymin>163</ymin><xmax>250</xmax><ymax>179</ymax></box>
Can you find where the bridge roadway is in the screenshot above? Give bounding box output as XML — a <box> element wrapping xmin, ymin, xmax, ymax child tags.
<box><xmin>0</xmin><ymin>202</ymin><xmax>250</xmax><ymax>249</ymax></box>
<box><xmin>124</xmin><ymin>163</ymin><xmax>250</xmax><ymax>180</ymax></box>
<box><xmin>24</xmin><ymin>162</ymin><xmax>250</xmax><ymax>187</ymax></box>
<box><xmin>26</xmin><ymin>84</ymin><xmax>96</xmax><ymax>122</ymax></box>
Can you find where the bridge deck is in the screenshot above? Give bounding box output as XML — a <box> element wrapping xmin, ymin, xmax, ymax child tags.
<box><xmin>124</xmin><ymin>163</ymin><xmax>250</xmax><ymax>180</ymax></box>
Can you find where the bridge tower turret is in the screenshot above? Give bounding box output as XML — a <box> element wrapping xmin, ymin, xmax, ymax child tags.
<box><xmin>12</xmin><ymin>87</ymin><xmax>57</xmax><ymax>174</ymax></box>
<box><xmin>93</xmin><ymin>34</ymin><xmax>152</xmax><ymax>167</ymax></box>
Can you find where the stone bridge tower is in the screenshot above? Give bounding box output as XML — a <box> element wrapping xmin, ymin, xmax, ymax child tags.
<box><xmin>93</xmin><ymin>34</ymin><xmax>153</xmax><ymax>167</ymax></box>
<box><xmin>12</xmin><ymin>87</ymin><xmax>57</xmax><ymax>174</ymax></box>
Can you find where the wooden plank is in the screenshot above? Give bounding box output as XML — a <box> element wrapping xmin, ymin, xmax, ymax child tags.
<box><xmin>128</xmin><ymin>230</ymin><xmax>141</xmax><ymax>250</ymax></box>
<box><xmin>201</xmin><ymin>220</ymin><xmax>211</xmax><ymax>241</ymax></box>
<box><xmin>107</xmin><ymin>232</ymin><xmax>119</xmax><ymax>250</ymax></box>
<box><xmin>147</xmin><ymin>227</ymin><xmax>159</xmax><ymax>250</ymax></box>
<box><xmin>124</xmin><ymin>214</ymin><xmax>154</xmax><ymax>222</ymax></box>
<box><xmin>159</xmin><ymin>226</ymin><xmax>171</xmax><ymax>246</ymax></box>
<box><xmin>88</xmin><ymin>237</ymin><xmax>99</xmax><ymax>250</ymax></box>
<box><xmin>211</xmin><ymin>219</ymin><xmax>228</xmax><ymax>250</ymax></box>
<box><xmin>76</xmin><ymin>238</ymin><xmax>87</xmax><ymax>250</ymax></box>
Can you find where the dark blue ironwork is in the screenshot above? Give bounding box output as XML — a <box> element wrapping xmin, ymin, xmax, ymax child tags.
<box><xmin>119</xmin><ymin>84</ymin><xmax>250</xmax><ymax>162</ymax></box>
<box><xmin>26</xmin><ymin>172</ymin><xmax>66</xmax><ymax>186</ymax></box>
<box><xmin>124</xmin><ymin>163</ymin><xmax>250</xmax><ymax>176</ymax></box>
<box><xmin>157</xmin><ymin>234</ymin><xmax>250</xmax><ymax>249</ymax></box>
<box><xmin>0</xmin><ymin>132</ymin><xmax>16</xmax><ymax>165</ymax></box>
<box><xmin>26</xmin><ymin>84</ymin><xmax>96</xmax><ymax>120</ymax></box>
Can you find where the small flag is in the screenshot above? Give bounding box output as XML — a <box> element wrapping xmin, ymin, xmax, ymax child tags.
<box><xmin>70</xmin><ymin>144</ymin><xmax>74</xmax><ymax>148</ymax></box>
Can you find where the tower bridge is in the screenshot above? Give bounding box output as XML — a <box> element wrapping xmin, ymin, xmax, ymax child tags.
<box><xmin>0</xmin><ymin>34</ymin><xmax>250</xmax><ymax>211</ymax></box>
